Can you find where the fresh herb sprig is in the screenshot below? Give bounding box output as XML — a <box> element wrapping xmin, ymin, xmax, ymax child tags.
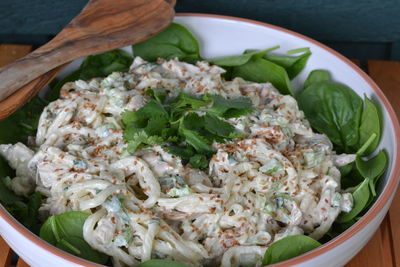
<box><xmin>121</xmin><ymin>90</ymin><xmax>253</xmax><ymax>168</ymax></box>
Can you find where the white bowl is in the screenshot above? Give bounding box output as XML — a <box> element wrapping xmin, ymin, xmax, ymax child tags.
<box><xmin>1</xmin><ymin>14</ymin><xmax>399</xmax><ymax>267</ymax></box>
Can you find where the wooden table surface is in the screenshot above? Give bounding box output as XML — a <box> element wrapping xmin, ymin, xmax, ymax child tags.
<box><xmin>0</xmin><ymin>44</ymin><xmax>399</xmax><ymax>267</ymax></box>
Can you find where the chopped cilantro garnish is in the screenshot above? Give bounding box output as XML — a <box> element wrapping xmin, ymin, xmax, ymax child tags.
<box><xmin>189</xmin><ymin>154</ymin><xmax>209</xmax><ymax>169</ymax></box>
<box><xmin>125</xmin><ymin>131</ymin><xmax>164</xmax><ymax>153</ymax></box>
<box><xmin>121</xmin><ymin>90</ymin><xmax>254</xmax><ymax>168</ymax></box>
<box><xmin>204</xmin><ymin>113</ymin><xmax>235</xmax><ymax>137</ymax></box>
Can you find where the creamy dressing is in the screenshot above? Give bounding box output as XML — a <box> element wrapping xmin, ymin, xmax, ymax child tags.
<box><xmin>0</xmin><ymin>57</ymin><xmax>353</xmax><ymax>267</ymax></box>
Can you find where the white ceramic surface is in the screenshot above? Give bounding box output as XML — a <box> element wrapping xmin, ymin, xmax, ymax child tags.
<box><xmin>0</xmin><ymin>14</ymin><xmax>399</xmax><ymax>267</ymax></box>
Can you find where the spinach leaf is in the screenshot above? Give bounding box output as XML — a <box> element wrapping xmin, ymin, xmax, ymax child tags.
<box><xmin>3</xmin><ymin>201</ymin><xmax>30</xmax><ymax>226</ymax></box>
<box><xmin>303</xmin><ymin>70</ymin><xmax>331</xmax><ymax>88</ymax></box>
<box><xmin>79</xmin><ymin>49</ymin><xmax>132</xmax><ymax>80</ymax></box>
<box><xmin>0</xmin><ymin>162</ymin><xmax>18</xmax><ymax>218</ymax></box>
<box><xmin>0</xmin><ymin>156</ymin><xmax>14</xmax><ymax>178</ymax></box>
<box><xmin>231</xmin><ymin>57</ymin><xmax>294</xmax><ymax>95</ymax></box>
<box><xmin>264</xmin><ymin>47</ymin><xmax>311</xmax><ymax>79</ymax></box>
<box><xmin>341</xmin><ymin>166</ymin><xmax>364</xmax><ymax>189</ymax></box>
<box><xmin>39</xmin><ymin>215</ymin><xmax>58</xmax><ymax>245</ymax></box>
<box><xmin>356</xmin><ymin>133</ymin><xmax>377</xmax><ymax>156</ymax></box>
<box><xmin>356</xmin><ymin>150</ymin><xmax>387</xmax><ymax>185</ymax></box>
<box><xmin>132</xmin><ymin>23</ymin><xmax>201</xmax><ymax>63</ymax></box>
<box><xmin>297</xmin><ymin>81</ymin><xmax>363</xmax><ymax>151</ymax></box>
<box><xmin>0</xmin><ymin>97</ymin><xmax>47</xmax><ymax>144</ymax></box>
<box><xmin>0</xmin><ymin>176</ymin><xmax>20</xmax><ymax>205</ymax></box>
<box><xmin>211</xmin><ymin>46</ymin><xmax>310</xmax><ymax>82</ymax></box>
<box><xmin>209</xmin><ymin>46</ymin><xmax>279</xmax><ymax>67</ymax></box>
<box><xmin>0</xmin><ymin>157</ymin><xmax>42</xmax><ymax>234</ymax></box>
<box><xmin>262</xmin><ymin>235</ymin><xmax>321</xmax><ymax>265</ymax></box>
<box><xmin>338</xmin><ymin>162</ymin><xmax>353</xmax><ymax>177</ymax></box>
<box><xmin>40</xmin><ymin>211</ymin><xmax>89</xmax><ymax>241</ymax></box>
<box><xmin>339</xmin><ymin>151</ymin><xmax>386</xmax><ymax>220</ymax></box>
<box><xmin>49</xmin><ymin>49</ymin><xmax>133</xmax><ymax>101</ymax></box>
<box><xmin>321</xmin><ymin>219</ymin><xmax>357</xmax><ymax>241</ymax></box>
<box><xmin>23</xmin><ymin>192</ymin><xmax>42</xmax><ymax>234</ymax></box>
<box><xmin>54</xmin><ymin>211</ymin><xmax>90</xmax><ymax>239</ymax></box>
<box><xmin>40</xmin><ymin>211</ymin><xmax>109</xmax><ymax>264</ymax></box>
<box><xmin>0</xmin><ymin>186</ymin><xmax>42</xmax><ymax>234</ymax></box>
<box><xmin>357</xmin><ymin>96</ymin><xmax>381</xmax><ymax>156</ymax></box>
<box><xmin>336</xmin><ymin>177</ymin><xmax>371</xmax><ymax>223</ymax></box>
<box><xmin>137</xmin><ymin>259</ymin><xmax>190</xmax><ymax>267</ymax></box>
<box><xmin>57</xmin><ymin>236</ymin><xmax>109</xmax><ymax>264</ymax></box>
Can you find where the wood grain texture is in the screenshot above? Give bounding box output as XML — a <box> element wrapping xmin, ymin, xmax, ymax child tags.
<box><xmin>0</xmin><ymin>0</ymin><xmax>174</xmax><ymax>101</ymax></box>
<box><xmin>368</xmin><ymin>60</ymin><xmax>400</xmax><ymax>267</ymax></box>
<box><xmin>387</xmin><ymin>191</ymin><xmax>400</xmax><ymax>267</ymax></box>
<box><xmin>380</xmin><ymin>216</ymin><xmax>396</xmax><ymax>267</ymax></box>
<box><xmin>0</xmin><ymin>237</ymin><xmax>12</xmax><ymax>267</ymax></box>
<box><xmin>346</xmin><ymin>217</ymin><xmax>395</xmax><ymax>267</ymax></box>
<box><xmin>16</xmin><ymin>259</ymin><xmax>29</xmax><ymax>267</ymax></box>
<box><xmin>368</xmin><ymin>61</ymin><xmax>400</xmax><ymax>116</ymax></box>
<box><xmin>0</xmin><ymin>44</ymin><xmax>32</xmax><ymax>67</ymax></box>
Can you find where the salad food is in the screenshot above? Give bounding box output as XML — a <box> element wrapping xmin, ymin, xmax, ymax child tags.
<box><xmin>0</xmin><ymin>23</ymin><xmax>387</xmax><ymax>267</ymax></box>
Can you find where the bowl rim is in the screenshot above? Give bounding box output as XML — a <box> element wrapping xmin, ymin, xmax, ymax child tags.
<box><xmin>1</xmin><ymin>12</ymin><xmax>399</xmax><ymax>267</ymax></box>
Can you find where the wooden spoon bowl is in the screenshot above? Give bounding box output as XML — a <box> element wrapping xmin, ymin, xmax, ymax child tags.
<box><xmin>0</xmin><ymin>0</ymin><xmax>175</xmax><ymax>119</ymax></box>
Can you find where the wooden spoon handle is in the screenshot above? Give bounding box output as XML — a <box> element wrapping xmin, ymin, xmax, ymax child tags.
<box><xmin>0</xmin><ymin>64</ymin><xmax>66</xmax><ymax>121</ymax></box>
<box><xmin>0</xmin><ymin>45</ymin><xmax>71</xmax><ymax>101</ymax></box>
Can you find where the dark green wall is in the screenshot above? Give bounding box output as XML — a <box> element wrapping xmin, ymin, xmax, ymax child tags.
<box><xmin>0</xmin><ymin>0</ymin><xmax>399</xmax><ymax>62</ymax></box>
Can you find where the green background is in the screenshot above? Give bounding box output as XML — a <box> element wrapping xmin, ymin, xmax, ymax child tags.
<box><xmin>0</xmin><ymin>0</ymin><xmax>399</xmax><ymax>64</ymax></box>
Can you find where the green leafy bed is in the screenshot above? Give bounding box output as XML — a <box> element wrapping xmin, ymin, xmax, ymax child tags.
<box><xmin>0</xmin><ymin>23</ymin><xmax>388</xmax><ymax>266</ymax></box>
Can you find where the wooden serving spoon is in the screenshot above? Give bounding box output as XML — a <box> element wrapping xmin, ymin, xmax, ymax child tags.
<box><xmin>0</xmin><ymin>65</ymin><xmax>66</xmax><ymax>120</ymax></box>
<box><xmin>0</xmin><ymin>0</ymin><xmax>175</xmax><ymax>112</ymax></box>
